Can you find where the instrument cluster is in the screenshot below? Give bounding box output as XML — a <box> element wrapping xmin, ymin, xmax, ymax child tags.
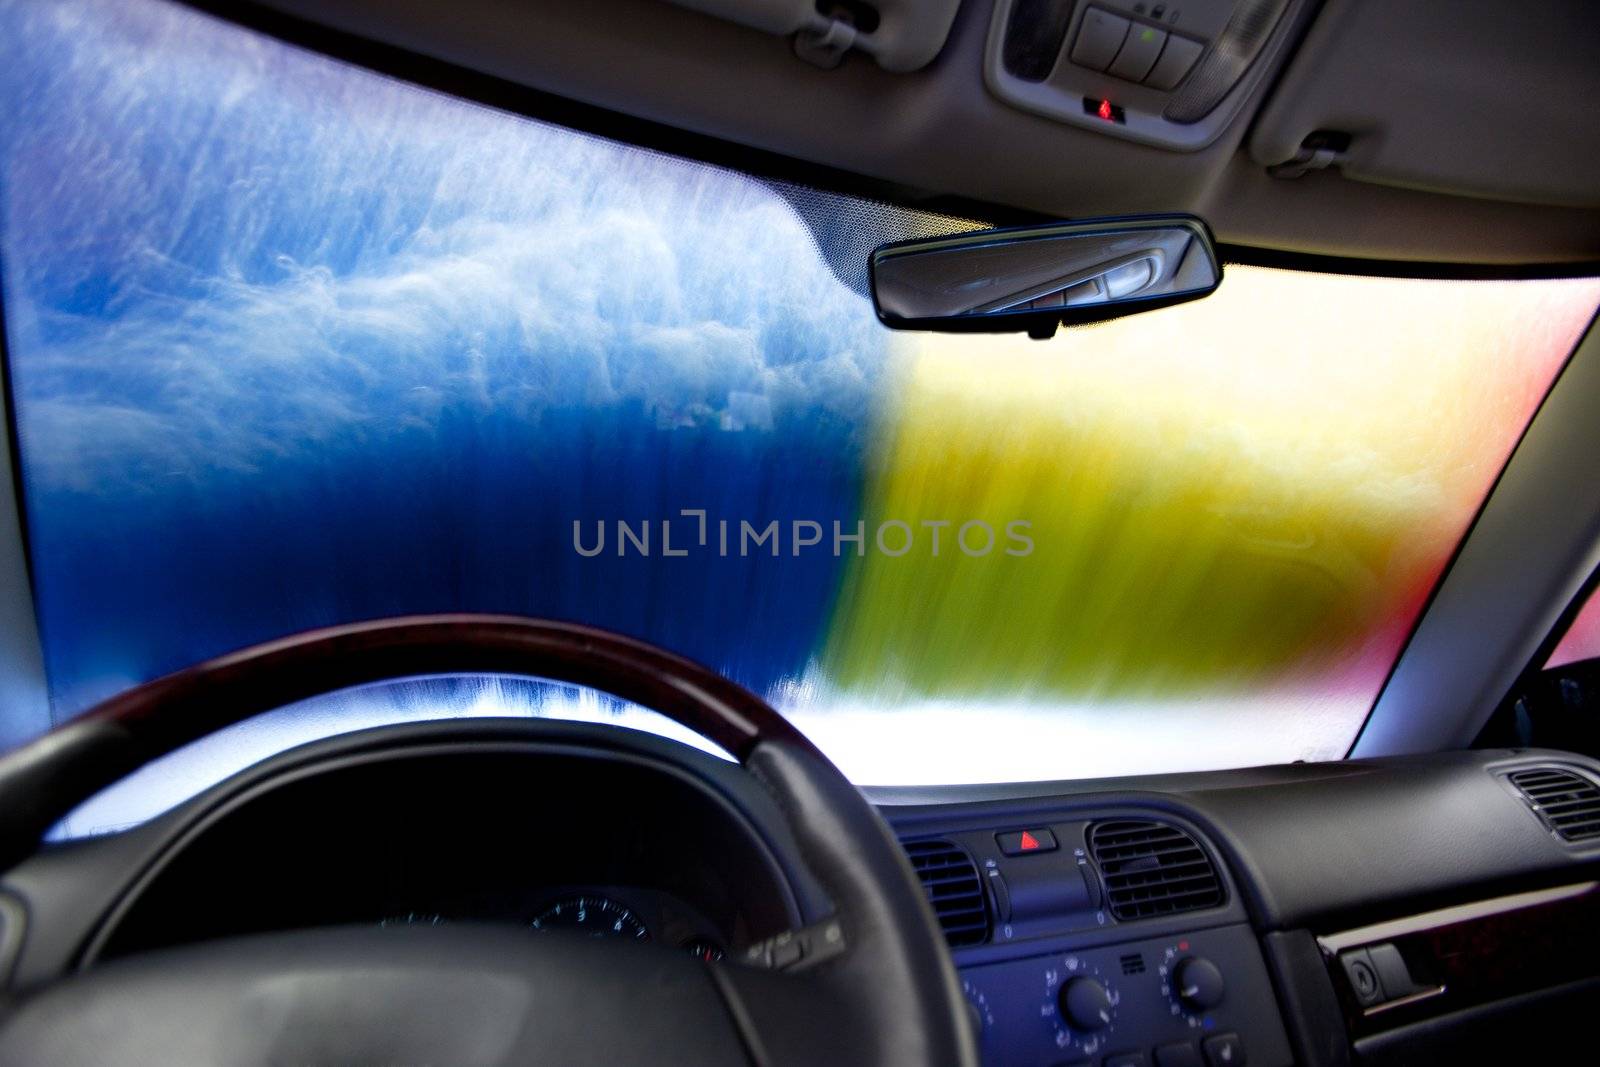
<box><xmin>380</xmin><ymin>885</ymin><xmax>727</xmax><ymax>961</ymax></box>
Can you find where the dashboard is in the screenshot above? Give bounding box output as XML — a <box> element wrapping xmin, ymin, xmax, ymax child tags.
<box><xmin>881</xmin><ymin>750</ymin><xmax>1600</xmax><ymax>1066</ymax></box>
<box><xmin>3</xmin><ymin>722</ymin><xmax>1600</xmax><ymax>1067</ymax></box>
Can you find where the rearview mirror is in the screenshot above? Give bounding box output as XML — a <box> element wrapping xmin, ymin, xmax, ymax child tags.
<box><xmin>870</xmin><ymin>215</ymin><xmax>1221</xmax><ymax>338</ymax></box>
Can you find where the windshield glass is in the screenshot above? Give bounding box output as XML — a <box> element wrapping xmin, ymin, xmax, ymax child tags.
<box><xmin>4</xmin><ymin>0</ymin><xmax>1600</xmax><ymax>806</ymax></box>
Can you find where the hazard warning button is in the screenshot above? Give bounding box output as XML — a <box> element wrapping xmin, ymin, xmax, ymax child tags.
<box><xmin>995</xmin><ymin>828</ymin><xmax>1058</xmax><ymax>855</ymax></box>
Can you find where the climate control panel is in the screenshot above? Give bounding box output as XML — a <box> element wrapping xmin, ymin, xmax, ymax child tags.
<box><xmin>959</xmin><ymin>923</ymin><xmax>1290</xmax><ymax>1065</ymax></box>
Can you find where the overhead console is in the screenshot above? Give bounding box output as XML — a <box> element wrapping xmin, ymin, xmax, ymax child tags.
<box><xmin>985</xmin><ymin>0</ymin><xmax>1315</xmax><ymax>150</ymax></box>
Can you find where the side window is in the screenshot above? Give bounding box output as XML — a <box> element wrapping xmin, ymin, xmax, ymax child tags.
<box><xmin>1546</xmin><ymin>584</ymin><xmax>1600</xmax><ymax>672</ymax></box>
<box><xmin>1480</xmin><ymin>576</ymin><xmax>1600</xmax><ymax>756</ymax></box>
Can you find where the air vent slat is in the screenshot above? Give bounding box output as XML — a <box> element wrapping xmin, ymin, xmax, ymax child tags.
<box><xmin>927</xmin><ymin>885</ymin><xmax>983</xmax><ymax>902</ymax></box>
<box><xmin>1522</xmin><ymin>778</ymin><xmax>1600</xmax><ymax>793</ymax></box>
<box><xmin>1103</xmin><ymin>855</ymin><xmax>1212</xmax><ymax>873</ymax></box>
<box><xmin>934</xmin><ymin>908</ymin><xmax>988</xmax><ymax>922</ymax></box>
<box><xmin>1110</xmin><ymin>886</ymin><xmax>1221</xmax><ymax>904</ymax></box>
<box><xmin>1540</xmin><ymin>796</ymin><xmax>1600</xmax><ymax>814</ymax></box>
<box><xmin>1088</xmin><ymin>819</ymin><xmax>1223</xmax><ymax>921</ymax></box>
<box><xmin>899</xmin><ymin>838</ymin><xmax>990</xmax><ymax>946</ymax></box>
<box><xmin>1513</xmin><ymin>769</ymin><xmax>1574</xmax><ymax>784</ymax></box>
<box><xmin>1507</xmin><ymin>768</ymin><xmax>1600</xmax><ymax>842</ymax></box>
<box><xmin>1552</xmin><ymin>812</ymin><xmax>1600</xmax><ymax>828</ymax></box>
<box><xmin>1093</xmin><ymin>842</ymin><xmax>1200</xmax><ymax>860</ymax></box>
<box><xmin>1107</xmin><ymin>863</ymin><xmax>1216</xmax><ymax>889</ymax></box>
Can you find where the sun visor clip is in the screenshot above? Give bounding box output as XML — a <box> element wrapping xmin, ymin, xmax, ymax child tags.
<box><xmin>794</xmin><ymin>16</ymin><xmax>858</xmax><ymax>69</ymax></box>
<box><xmin>1268</xmin><ymin>130</ymin><xmax>1352</xmax><ymax>180</ymax></box>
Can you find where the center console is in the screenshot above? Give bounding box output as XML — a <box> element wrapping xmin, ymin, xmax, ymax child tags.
<box><xmin>890</xmin><ymin>809</ymin><xmax>1292</xmax><ymax>1066</ymax></box>
<box><xmin>961</xmin><ymin>922</ymin><xmax>1286</xmax><ymax>1065</ymax></box>
<box><xmin>881</xmin><ymin>751</ymin><xmax>1600</xmax><ymax>1067</ymax></box>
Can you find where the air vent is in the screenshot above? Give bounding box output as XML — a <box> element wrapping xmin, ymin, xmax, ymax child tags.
<box><xmin>1088</xmin><ymin>820</ymin><xmax>1223</xmax><ymax>921</ymax></box>
<box><xmin>901</xmin><ymin>839</ymin><xmax>990</xmax><ymax>946</ymax></box>
<box><xmin>1507</xmin><ymin>767</ymin><xmax>1600</xmax><ymax>842</ymax></box>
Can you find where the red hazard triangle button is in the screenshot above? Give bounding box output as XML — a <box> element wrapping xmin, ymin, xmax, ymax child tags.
<box><xmin>996</xmin><ymin>828</ymin><xmax>1058</xmax><ymax>855</ymax></box>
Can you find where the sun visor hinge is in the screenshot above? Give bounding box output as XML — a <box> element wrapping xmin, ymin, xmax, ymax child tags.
<box><xmin>1268</xmin><ymin>131</ymin><xmax>1352</xmax><ymax>180</ymax></box>
<box><xmin>662</xmin><ymin>1</ymin><xmax>960</xmax><ymax>72</ymax></box>
<box><xmin>793</xmin><ymin>15</ymin><xmax>859</xmax><ymax>69</ymax></box>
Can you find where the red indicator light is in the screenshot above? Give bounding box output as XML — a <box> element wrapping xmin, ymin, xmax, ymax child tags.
<box><xmin>1179</xmin><ymin>940</ymin><xmax>1190</xmax><ymax>951</ymax></box>
<box><xmin>1081</xmin><ymin>97</ymin><xmax>1125</xmax><ymax>124</ymax></box>
<box><xmin>1019</xmin><ymin>830</ymin><xmax>1041</xmax><ymax>851</ymax></box>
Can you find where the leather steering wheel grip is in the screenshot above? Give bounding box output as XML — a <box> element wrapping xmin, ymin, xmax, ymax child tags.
<box><xmin>0</xmin><ymin>615</ymin><xmax>978</xmax><ymax>1066</ymax></box>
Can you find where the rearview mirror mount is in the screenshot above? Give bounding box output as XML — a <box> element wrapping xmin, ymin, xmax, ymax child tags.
<box><xmin>870</xmin><ymin>214</ymin><xmax>1221</xmax><ymax>339</ymax></box>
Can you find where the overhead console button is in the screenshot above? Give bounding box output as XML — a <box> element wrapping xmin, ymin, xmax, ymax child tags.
<box><xmin>1108</xmin><ymin>22</ymin><xmax>1168</xmax><ymax>82</ymax></box>
<box><xmin>1144</xmin><ymin>33</ymin><xmax>1204</xmax><ymax>91</ymax></box>
<box><xmin>1069</xmin><ymin>7</ymin><xmax>1131</xmax><ymax>71</ymax></box>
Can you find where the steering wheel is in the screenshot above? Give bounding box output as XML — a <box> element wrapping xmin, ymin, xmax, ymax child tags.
<box><xmin>0</xmin><ymin>615</ymin><xmax>979</xmax><ymax>1066</ymax></box>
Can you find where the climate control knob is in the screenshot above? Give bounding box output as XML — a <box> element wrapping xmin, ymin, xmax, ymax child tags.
<box><xmin>1173</xmin><ymin>957</ymin><xmax>1226</xmax><ymax>1011</ymax></box>
<box><xmin>1058</xmin><ymin>977</ymin><xmax>1115</xmax><ymax>1031</ymax></box>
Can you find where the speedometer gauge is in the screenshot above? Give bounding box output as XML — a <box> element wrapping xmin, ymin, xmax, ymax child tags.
<box><xmin>530</xmin><ymin>896</ymin><xmax>650</xmax><ymax>941</ymax></box>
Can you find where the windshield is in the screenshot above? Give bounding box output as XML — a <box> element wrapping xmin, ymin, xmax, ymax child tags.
<box><xmin>4</xmin><ymin>0</ymin><xmax>1600</xmax><ymax>808</ymax></box>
